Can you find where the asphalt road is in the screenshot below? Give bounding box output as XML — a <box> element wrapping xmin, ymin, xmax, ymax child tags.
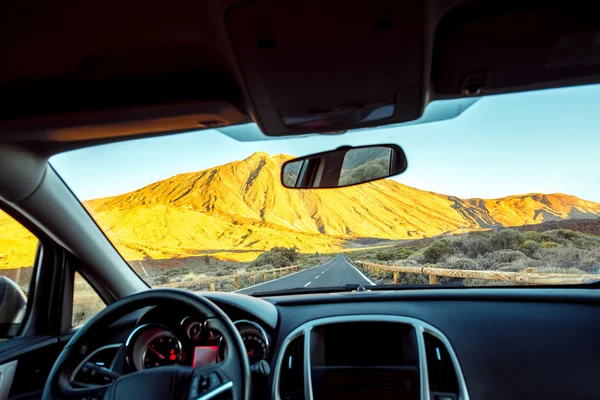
<box><xmin>237</xmin><ymin>254</ymin><xmax>375</xmax><ymax>295</ymax></box>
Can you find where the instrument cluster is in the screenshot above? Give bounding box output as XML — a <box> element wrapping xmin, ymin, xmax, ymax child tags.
<box><xmin>125</xmin><ymin>312</ymin><xmax>270</xmax><ymax>371</ymax></box>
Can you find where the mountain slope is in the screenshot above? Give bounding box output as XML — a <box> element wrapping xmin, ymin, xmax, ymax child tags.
<box><xmin>0</xmin><ymin>210</ymin><xmax>39</xmax><ymax>269</ymax></box>
<box><xmin>82</xmin><ymin>152</ymin><xmax>600</xmax><ymax>262</ymax></box>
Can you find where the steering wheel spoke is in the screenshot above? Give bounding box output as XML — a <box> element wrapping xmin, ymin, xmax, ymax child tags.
<box><xmin>189</xmin><ymin>366</ymin><xmax>233</xmax><ymax>400</ymax></box>
<box><xmin>56</xmin><ymin>383</ymin><xmax>110</xmax><ymax>400</ymax></box>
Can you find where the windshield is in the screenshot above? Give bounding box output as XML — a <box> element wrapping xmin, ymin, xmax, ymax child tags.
<box><xmin>50</xmin><ymin>85</ymin><xmax>600</xmax><ymax>294</ymax></box>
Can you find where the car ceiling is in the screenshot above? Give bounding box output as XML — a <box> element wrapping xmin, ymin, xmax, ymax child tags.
<box><xmin>2</xmin><ymin>0</ymin><xmax>600</xmax><ymax>154</ymax></box>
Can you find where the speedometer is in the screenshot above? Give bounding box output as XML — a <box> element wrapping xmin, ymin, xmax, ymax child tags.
<box><xmin>126</xmin><ymin>324</ymin><xmax>184</xmax><ymax>370</ymax></box>
<box><xmin>241</xmin><ymin>332</ymin><xmax>268</xmax><ymax>363</ymax></box>
<box><xmin>143</xmin><ymin>332</ymin><xmax>181</xmax><ymax>369</ymax></box>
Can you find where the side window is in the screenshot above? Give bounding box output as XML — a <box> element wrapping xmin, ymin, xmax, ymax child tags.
<box><xmin>72</xmin><ymin>272</ymin><xmax>106</xmax><ymax>326</ymax></box>
<box><xmin>0</xmin><ymin>209</ymin><xmax>38</xmax><ymax>338</ymax></box>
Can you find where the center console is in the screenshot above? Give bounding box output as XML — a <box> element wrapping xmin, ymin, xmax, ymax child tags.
<box><xmin>274</xmin><ymin>315</ymin><xmax>467</xmax><ymax>400</ymax></box>
<box><xmin>310</xmin><ymin>321</ymin><xmax>419</xmax><ymax>399</ymax></box>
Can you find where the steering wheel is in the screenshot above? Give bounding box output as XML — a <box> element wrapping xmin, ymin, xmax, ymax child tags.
<box><xmin>42</xmin><ymin>289</ymin><xmax>251</xmax><ymax>400</ymax></box>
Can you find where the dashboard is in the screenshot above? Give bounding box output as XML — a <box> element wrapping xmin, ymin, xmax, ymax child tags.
<box><xmin>67</xmin><ymin>288</ymin><xmax>600</xmax><ymax>400</ymax></box>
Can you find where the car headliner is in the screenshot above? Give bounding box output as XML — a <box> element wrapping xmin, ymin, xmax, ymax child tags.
<box><xmin>2</xmin><ymin>0</ymin><xmax>600</xmax><ymax>153</ymax></box>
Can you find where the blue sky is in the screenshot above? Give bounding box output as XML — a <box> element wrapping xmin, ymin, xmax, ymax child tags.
<box><xmin>51</xmin><ymin>84</ymin><xmax>600</xmax><ymax>202</ymax></box>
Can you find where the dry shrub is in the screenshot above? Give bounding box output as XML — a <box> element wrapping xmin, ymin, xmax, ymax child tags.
<box><xmin>490</xmin><ymin>250</ymin><xmax>528</xmax><ymax>263</ymax></box>
<box><xmin>536</xmin><ymin>246</ymin><xmax>600</xmax><ymax>272</ymax></box>
<box><xmin>439</xmin><ymin>256</ymin><xmax>479</xmax><ymax>270</ymax></box>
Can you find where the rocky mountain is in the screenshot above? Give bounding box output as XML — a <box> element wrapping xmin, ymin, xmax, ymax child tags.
<box><xmin>0</xmin><ymin>210</ymin><xmax>39</xmax><ymax>269</ymax></box>
<box><xmin>2</xmin><ymin>152</ymin><xmax>600</xmax><ymax>268</ymax></box>
<box><xmin>81</xmin><ymin>152</ymin><xmax>600</xmax><ymax>262</ymax></box>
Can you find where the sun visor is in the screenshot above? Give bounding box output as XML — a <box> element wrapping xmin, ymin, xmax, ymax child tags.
<box><xmin>226</xmin><ymin>0</ymin><xmax>424</xmax><ymax>136</ymax></box>
<box><xmin>433</xmin><ymin>2</ymin><xmax>600</xmax><ymax>96</ymax></box>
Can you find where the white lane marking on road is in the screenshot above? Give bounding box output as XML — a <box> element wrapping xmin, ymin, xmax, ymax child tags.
<box><xmin>315</xmin><ymin>275</ymin><xmax>319</xmax><ymax>279</ymax></box>
<box><xmin>342</xmin><ymin>256</ymin><xmax>376</xmax><ymax>286</ymax></box>
<box><xmin>234</xmin><ymin>263</ymin><xmax>323</xmax><ymax>293</ymax></box>
<box><xmin>304</xmin><ymin>281</ymin><xmax>311</xmax><ymax>287</ymax></box>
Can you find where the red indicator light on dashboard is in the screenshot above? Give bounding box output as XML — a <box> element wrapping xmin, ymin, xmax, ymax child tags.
<box><xmin>169</xmin><ymin>354</ymin><xmax>177</xmax><ymax>361</ymax></box>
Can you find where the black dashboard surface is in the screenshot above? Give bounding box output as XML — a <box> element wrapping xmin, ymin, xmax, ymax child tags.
<box><xmin>265</xmin><ymin>288</ymin><xmax>600</xmax><ymax>400</ymax></box>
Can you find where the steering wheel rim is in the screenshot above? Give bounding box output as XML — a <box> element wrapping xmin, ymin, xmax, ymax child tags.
<box><xmin>42</xmin><ymin>289</ymin><xmax>251</xmax><ymax>400</ymax></box>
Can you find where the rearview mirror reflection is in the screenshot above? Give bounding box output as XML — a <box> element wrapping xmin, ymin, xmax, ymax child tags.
<box><xmin>281</xmin><ymin>144</ymin><xmax>407</xmax><ymax>189</ymax></box>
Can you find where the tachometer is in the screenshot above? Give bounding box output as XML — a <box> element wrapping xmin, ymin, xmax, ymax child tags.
<box><xmin>143</xmin><ymin>332</ymin><xmax>181</xmax><ymax>369</ymax></box>
<box><xmin>241</xmin><ymin>332</ymin><xmax>268</xmax><ymax>363</ymax></box>
<box><xmin>234</xmin><ymin>320</ymin><xmax>270</xmax><ymax>363</ymax></box>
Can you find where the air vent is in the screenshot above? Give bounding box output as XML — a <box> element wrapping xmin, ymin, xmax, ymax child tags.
<box><xmin>279</xmin><ymin>335</ymin><xmax>305</xmax><ymax>400</ymax></box>
<box><xmin>424</xmin><ymin>333</ymin><xmax>459</xmax><ymax>399</ymax></box>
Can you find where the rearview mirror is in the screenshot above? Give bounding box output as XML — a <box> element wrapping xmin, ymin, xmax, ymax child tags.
<box><xmin>281</xmin><ymin>144</ymin><xmax>407</xmax><ymax>189</ymax></box>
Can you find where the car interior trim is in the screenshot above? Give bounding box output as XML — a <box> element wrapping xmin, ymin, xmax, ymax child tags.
<box><xmin>0</xmin><ymin>360</ymin><xmax>18</xmax><ymax>400</ymax></box>
<box><xmin>272</xmin><ymin>314</ymin><xmax>470</xmax><ymax>400</ymax></box>
<box><xmin>201</xmin><ymin>292</ymin><xmax>278</xmax><ymax>329</ymax></box>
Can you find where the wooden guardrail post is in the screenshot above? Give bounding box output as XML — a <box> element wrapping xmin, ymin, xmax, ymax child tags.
<box><xmin>252</xmin><ymin>275</ymin><xmax>256</xmax><ymax>284</ymax></box>
<box><xmin>264</xmin><ymin>272</ymin><xmax>267</xmax><ymax>281</ymax></box>
<box><xmin>393</xmin><ymin>271</ymin><xmax>399</xmax><ymax>284</ymax></box>
<box><xmin>210</xmin><ymin>282</ymin><xmax>215</xmax><ymax>291</ymax></box>
<box><xmin>234</xmin><ymin>272</ymin><xmax>239</xmax><ymax>289</ymax></box>
<box><xmin>428</xmin><ymin>264</ymin><xmax>437</xmax><ymax>284</ymax></box>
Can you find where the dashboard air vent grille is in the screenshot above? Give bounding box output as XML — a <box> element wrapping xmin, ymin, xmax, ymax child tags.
<box><xmin>424</xmin><ymin>332</ymin><xmax>459</xmax><ymax>399</ymax></box>
<box><xmin>279</xmin><ymin>334</ymin><xmax>305</xmax><ymax>400</ymax></box>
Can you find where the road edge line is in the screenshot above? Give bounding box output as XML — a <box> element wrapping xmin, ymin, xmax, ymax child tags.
<box><xmin>342</xmin><ymin>256</ymin><xmax>376</xmax><ymax>286</ymax></box>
